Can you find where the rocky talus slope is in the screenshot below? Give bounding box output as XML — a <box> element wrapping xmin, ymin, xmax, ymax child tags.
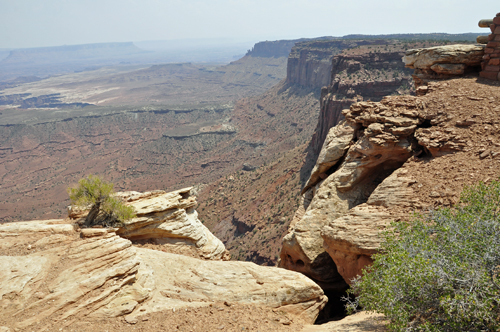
<box><xmin>280</xmin><ymin>75</ymin><xmax>500</xmax><ymax>290</ymax></box>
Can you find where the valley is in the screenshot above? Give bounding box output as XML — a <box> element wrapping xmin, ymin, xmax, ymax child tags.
<box><xmin>0</xmin><ymin>36</ymin><xmax>476</xmax><ymax>263</ymax></box>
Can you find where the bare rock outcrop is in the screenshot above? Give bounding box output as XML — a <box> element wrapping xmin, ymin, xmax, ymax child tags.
<box><xmin>301</xmin><ymin>312</ymin><xmax>387</xmax><ymax>332</ymax></box>
<box><xmin>321</xmin><ymin>169</ymin><xmax>417</xmax><ymax>283</ymax></box>
<box><xmin>69</xmin><ymin>187</ymin><xmax>229</xmax><ymax>260</ymax></box>
<box><xmin>0</xmin><ymin>220</ymin><xmax>148</xmax><ymax>330</ymax></box>
<box><xmin>0</xmin><ymin>219</ymin><xmax>327</xmax><ymax>329</ymax></box>
<box><xmin>280</xmin><ymin>94</ymin><xmax>441</xmax><ymax>285</ymax></box>
<box><xmin>311</xmin><ymin>43</ymin><xmax>415</xmax><ymax>154</ymax></box>
<box><xmin>403</xmin><ymin>44</ymin><xmax>485</xmax><ymax>86</ymax></box>
<box><xmin>126</xmin><ymin>248</ymin><xmax>327</xmax><ymax>324</ymax></box>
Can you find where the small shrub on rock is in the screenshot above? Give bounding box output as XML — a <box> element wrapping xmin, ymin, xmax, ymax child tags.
<box><xmin>68</xmin><ymin>175</ymin><xmax>135</xmax><ymax>227</ymax></box>
<box><xmin>346</xmin><ymin>180</ymin><xmax>500</xmax><ymax>331</ymax></box>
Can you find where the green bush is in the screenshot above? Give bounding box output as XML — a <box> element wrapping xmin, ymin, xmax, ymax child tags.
<box><xmin>68</xmin><ymin>175</ymin><xmax>135</xmax><ymax>227</ymax></box>
<box><xmin>346</xmin><ymin>180</ymin><xmax>500</xmax><ymax>331</ymax></box>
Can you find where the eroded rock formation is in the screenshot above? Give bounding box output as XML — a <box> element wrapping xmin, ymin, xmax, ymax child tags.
<box><xmin>403</xmin><ymin>44</ymin><xmax>485</xmax><ymax>86</ymax></box>
<box><xmin>311</xmin><ymin>43</ymin><xmax>415</xmax><ymax>154</ymax></box>
<box><xmin>0</xmin><ymin>219</ymin><xmax>327</xmax><ymax>330</ymax></box>
<box><xmin>69</xmin><ymin>187</ymin><xmax>229</xmax><ymax>261</ymax></box>
<box><xmin>282</xmin><ymin>68</ymin><xmax>500</xmax><ymax>292</ymax></box>
<box><xmin>281</xmin><ymin>96</ymin><xmax>427</xmax><ymax>284</ymax></box>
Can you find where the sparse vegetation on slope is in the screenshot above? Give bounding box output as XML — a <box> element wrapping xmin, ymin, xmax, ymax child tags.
<box><xmin>346</xmin><ymin>180</ymin><xmax>500</xmax><ymax>331</ymax></box>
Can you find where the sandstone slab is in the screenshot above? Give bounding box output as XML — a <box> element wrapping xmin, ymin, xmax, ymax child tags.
<box><xmin>301</xmin><ymin>312</ymin><xmax>387</xmax><ymax>332</ymax></box>
<box><xmin>126</xmin><ymin>248</ymin><xmax>327</xmax><ymax>324</ymax></box>
<box><xmin>0</xmin><ymin>219</ymin><xmax>327</xmax><ymax>329</ymax></box>
<box><xmin>0</xmin><ymin>221</ymin><xmax>147</xmax><ymax>330</ymax></box>
<box><xmin>403</xmin><ymin>44</ymin><xmax>485</xmax><ymax>70</ymax></box>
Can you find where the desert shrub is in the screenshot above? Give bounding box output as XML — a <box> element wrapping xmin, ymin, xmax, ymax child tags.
<box><xmin>346</xmin><ymin>180</ymin><xmax>500</xmax><ymax>331</ymax></box>
<box><xmin>68</xmin><ymin>175</ymin><xmax>135</xmax><ymax>227</ymax></box>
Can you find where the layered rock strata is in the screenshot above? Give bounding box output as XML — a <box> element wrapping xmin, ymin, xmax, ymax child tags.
<box><xmin>403</xmin><ymin>44</ymin><xmax>485</xmax><ymax>87</ymax></box>
<box><xmin>69</xmin><ymin>188</ymin><xmax>229</xmax><ymax>260</ymax></box>
<box><xmin>0</xmin><ymin>220</ymin><xmax>148</xmax><ymax>330</ymax></box>
<box><xmin>0</xmin><ymin>219</ymin><xmax>327</xmax><ymax>330</ymax></box>
<box><xmin>311</xmin><ymin>44</ymin><xmax>414</xmax><ymax>154</ymax></box>
<box><xmin>281</xmin><ymin>94</ymin><xmax>457</xmax><ymax>285</ymax></box>
<box><xmin>480</xmin><ymin>12</ymin><xmax>500</xmax><ymax>81</ymax></box>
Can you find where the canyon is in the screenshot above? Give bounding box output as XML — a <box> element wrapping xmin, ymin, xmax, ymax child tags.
<box><xmin>1</xmin><ymin>31</ymin><xmax>497</xmax><ymax>331</ymax></box>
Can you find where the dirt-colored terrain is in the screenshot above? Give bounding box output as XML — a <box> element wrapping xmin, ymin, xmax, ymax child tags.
<box><xmin>61</xmin><ymin>304</ymin><xmax>304</xmax><ymax>332</ymax></box>
<box><xmin>396</xmin><ymin>77</ymin><xmax>500</xmax><ymax>209</ymax></box>
<box><xmin>0</xmin><ymin>55</ymin><xmax>287</xmax><ymax>110</ymax></box>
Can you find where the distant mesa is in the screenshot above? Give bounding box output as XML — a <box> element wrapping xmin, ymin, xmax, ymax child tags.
<box><xmin>1</xmin><ymin>42</ymin><xmax>146</xmax><ymax>65</ymax></box>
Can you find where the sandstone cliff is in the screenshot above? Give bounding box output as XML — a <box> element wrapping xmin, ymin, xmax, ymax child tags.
<box><xmin>281</xmin><ymin>76</ymin><xmax>500</xmax><ymax>289</ymax></box>
<box><xmin>286</xmin><ymin>40</ymin><xmax>372</xmax><ymax>89</ymax></box>
<box><xmin>311</xmin><ymin>41</ymin><xmax>420</xmax><ymax>154</ymax></box>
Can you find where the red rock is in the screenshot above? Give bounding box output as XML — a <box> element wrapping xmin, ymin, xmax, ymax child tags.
<box><xmin>494</xmin><ymin>16</ymin><xmax>500</xmax><ymax>25</ymax></box>
<box><xmin>498</xmin><ymin>72</ymin><xmax>500</xmax><ymax>80</ymax></box>
<box><xmin>495</xmin><ymin>26</ymin><xmax>500</xmax><ymax>34</ymax></box>
<box><xmin>484</xmin><ymin>65</ymin><xmax>500</xmax><ymax>72</ymax></box>
<box><xmin>495</xmin><ymin>35</ymin><xmax>500</xmax><ymax>41</ymax></box>
<box><xmin>489</xmin><ymin>34</ymin><xmax>495</xmax><ymax>41</ymax></box>
<box><xmin>480</xmin><ymin>71</ymin><xmax>499</xmax><ymax>80</ymax></box>
<box><xmin>491</xmin><ymin>24</ymin><xmax>497</xmax><ymax>33</ymax></box>
<box><xmin>487</xmin><ymin>41</ymin><xmax>500</xmax><ymax>48</ymax></box>
<box><xmin>489</xmin><ymin>58</ymin><xmax>500</xmax><ymax>66</ymax></box>
<box><xmin>485</xmin><ymin>48</ymin><xmax>495</xmax><ymax>54</ymax></box>
<box><xmin>483</xmin><ymin>54</ymin><xmax>491</xmax><ymax>60</ymax></box>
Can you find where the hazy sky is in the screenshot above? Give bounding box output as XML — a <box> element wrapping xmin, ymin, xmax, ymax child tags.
<box><xmin>0</xmin><ymin>0</ymin><xmax>498</xmax><ymax>49</ymax></box>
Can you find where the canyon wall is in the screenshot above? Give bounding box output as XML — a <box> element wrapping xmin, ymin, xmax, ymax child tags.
<box><xmin>280</xmin><ymin>39</ymin><xmax>500</xmax><ymax>299</ymax></box>
<box><xmin>310</xmin><ymin>42</ymin><xmax>416</xmax><ymax>154</ymax></box>
<box><xmin>286</xmin><ymin>40</ymin><xmax>370</xmax><ymax>89</ymax></box>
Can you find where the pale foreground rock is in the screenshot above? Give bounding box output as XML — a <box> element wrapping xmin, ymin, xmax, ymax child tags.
<box><xmin>301</xmin><ymin>312</ymin><xmax>387</xmax><ymax>332</ymax></box>
<box><xmin>0</xmin><ymin>219</ymin><xmax>326</xmax><ymax>329</ymax></box>
<box><xmin>0</xmin><ymin>220</ymin><xmax>147</xmax><ymax>330</ymax></box>
<box><xmin>70</xmin><ymin>187</ymin><xmax>229</xmax><ymax>260</ymax></box>
<box><xmin>126</xmin><ymin>248</ymin><xmax>327</xmax><ymax>324</ymax></box>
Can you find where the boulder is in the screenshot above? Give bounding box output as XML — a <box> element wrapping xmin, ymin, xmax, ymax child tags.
<box><xmin>403</xmin><ymin>44</ymin><xmax>485</xmax><ymax>86</ymax></box>
<box><xmin>126</xmin><ymin>248</ymin><xmax>327</xmax><ymax>324</ymax></box>
<box><xmin>403</xmin><ymin>44</ymin><xmax>485</xmax><ymax>70</ymax></box>
<box><xmin>301</xmin><ymin>311</ymin><xmax>387</xmax><ymax>332</ymax></box>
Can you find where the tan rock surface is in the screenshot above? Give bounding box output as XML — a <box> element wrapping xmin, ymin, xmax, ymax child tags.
<box><xmin>302</xmin><ymin>312</ymin><xmax>387</xmax><ymax>332</ymax></box>
<box><xmin>126</xmin><ymin>248</ymin><xmax>327</xmax><ymax>324</ymax></box>
<box><xmin>0</xmin><ymin>220</ymin><xmax>147</xmax><ymax>330</ymax></box>
<box><xmin>303</xmin><ymin>120</ymin><xmax>355</xmax><ymax>193</ymax></box>
<box><xmin>0</xmin><ymin>219</ymin><xmax>327</xmax><ymax>329</ymax></box>
<box><xmin>403</xmin><ymin>44</ymin><xmax>484</xmax><ymax>69</ymax></box>
<box><xmin>70</xmin><ymin>187</ymin><xmax>229</xmax><ymax>260</ymax></box>
<box><xmin>281</xmin><ymin>98</ymin><xmax>421</xmax><ymax>286</ymax></box>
